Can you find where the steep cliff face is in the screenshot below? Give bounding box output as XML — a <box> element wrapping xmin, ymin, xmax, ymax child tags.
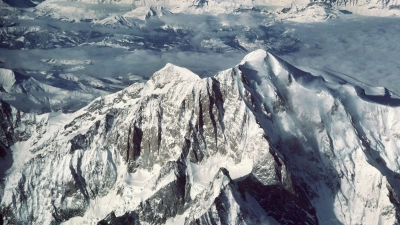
<box><xmin>1</xmin><ymin>50</ymin><xmax>400</xmax><ymax>224</ymax></box>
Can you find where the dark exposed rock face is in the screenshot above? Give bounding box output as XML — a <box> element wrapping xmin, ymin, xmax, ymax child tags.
<box><xmin>1</xmin><ymin>51</ymin><xmax>400</xmax><ymax>224</ymax></box>
<box><xmin>136</xmin><ymin>163</ymin><xmax>187</xmax><ymax>224</ymax></box>
<box><xmin>0</xmin><ymin>100</ymin><xmax>32</xmax><ymax>152</ymax></box>
<box><xmin>238</xmin><ymin>175</ymin><xmax>318</xmax><ymax>225</ymax></box>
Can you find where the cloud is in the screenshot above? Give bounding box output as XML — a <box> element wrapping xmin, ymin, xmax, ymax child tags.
<box><xmin>280</xmin><ymin>16</ymin><xmax>400</xmax><ymax>95</ymax></box>
<box><xmin>0</xmin><ymin>46</ymin><xmax>245</xmax><ymax>80</ymax></box>
<box><xmin>2</xmin><ymin>7</ymin><xmax>399</xmax><ymax>96</ymax></box>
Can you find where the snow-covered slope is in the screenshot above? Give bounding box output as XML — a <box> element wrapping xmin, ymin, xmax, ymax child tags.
<box><xmin>1</xmin><ymin>50</ymin><xmax>400</xmax><ymax>224</ymax></box>
<box><xmin>0</xmin><ymin>68</ymin><xmax>119</xmax><ymax>113</ymax></box>
<box><xmin>275</xmin><ymin>2</ymin><xmax>340</xmax><ymax>22</ymax></box>
<box><xmin>95</xmin><ymin>6</ymin><xmax>171</xmax><ymax>27</ymax></box>
<box><xmin>0</xmin><ymin>69</ymin><xmax>16</xmax><ymax>92</ymax></box>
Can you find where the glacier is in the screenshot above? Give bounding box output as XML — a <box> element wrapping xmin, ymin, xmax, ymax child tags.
<box><xmin>1</xmin><ymin>50</ymin><xmax>400</xmax><ymax>224</ymax></box>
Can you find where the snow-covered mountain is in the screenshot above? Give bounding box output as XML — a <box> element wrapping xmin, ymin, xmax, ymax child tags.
<box><xmin>9</xmin><ymin>0</ymin><xmax>399</xmax><ymax>18</ymax></box>
<box><xmin>0</xmin><ymin>67</ymin><xmax>137</xmax><ymax>113</ymax></box>
<box><xmin>1</xmin><ymin>50</ymin><xmax>400</xmax><ymax>224</ymax></box>
<box><xmin>30</xmin><ymin>0</ymin><xmax>400</xmax><ymax>9</ymax></box>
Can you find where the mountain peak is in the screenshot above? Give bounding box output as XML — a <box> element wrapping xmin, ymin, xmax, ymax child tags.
<box><xmin>152</xmin><ymin>63</ymin><xmax>200</xmax><ymax>83</ymax></box>
<box><xmin>240</xmin><ymin>49</ymin><xmax>286</xmax><ymax>76</ymax></box>
<box><xmin>141</xmin><ymin>63</ymin><xmax>200</xmax><ymax>96</ymax></box>
<box><xmin>3</xmin><ymin>49</ymin><xmax>400</xmax><ymax>225</ymax></box>
<box><xmin>240</xmin><ymin>49</ymin><xmax>267</xmax><ymax>65</ymax></box>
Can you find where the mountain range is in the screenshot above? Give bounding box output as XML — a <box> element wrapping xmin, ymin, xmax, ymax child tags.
<box><xmin>1</xmin><ymin>50</ymin><xmax>400</xmax><ymax>224</ymax></box>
